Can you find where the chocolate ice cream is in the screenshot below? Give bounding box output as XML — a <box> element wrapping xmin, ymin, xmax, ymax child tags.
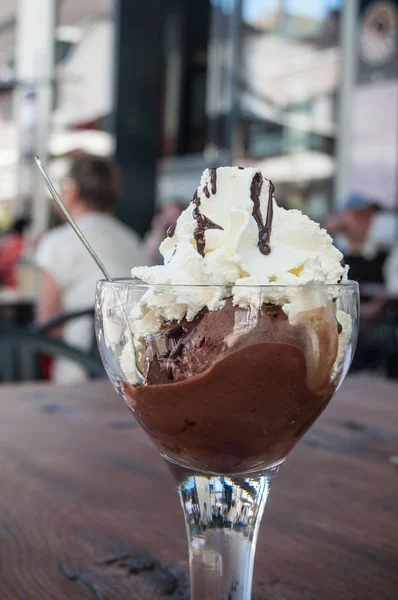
<box><xmin>122</xmin><ymin>301</ymin><xmax>339</xmax><ymax>473</ymax></box>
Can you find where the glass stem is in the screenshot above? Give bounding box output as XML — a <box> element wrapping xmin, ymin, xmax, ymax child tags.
<box><xmin>169</xmin><ymin>462</ymin><xmax>280</xmax><ymax>600</ymax></box>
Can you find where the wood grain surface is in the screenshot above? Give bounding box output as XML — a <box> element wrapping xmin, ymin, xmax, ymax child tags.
<box><xmin>0</xmin><ymin>375</ymin><xmax>397</xmax><ymax>599</ymax></box>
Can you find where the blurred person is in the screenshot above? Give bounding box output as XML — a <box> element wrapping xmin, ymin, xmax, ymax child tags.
<box><xmin>324</xmin><ymin>194</ymin><xmax>397</xmax><ymax>319</ymax></box>
<box><xmin>354</xmin><ymin>244</ymin><xmax>398</xmax><ymax>379</ymax></box>
<box><xmin>385</xmin><ymin>244</ymin><xmax>398</xmax><ymax>295</ymax></box>
<box><xmin>325</xmin><ymin>194</ymin><xmax>382</xmax><ymax>257</ymax></box>
<box><xmin>35</xmin><ymin>155</ymin><xmax>145</xmax><ymax>384</ymax></box>
<box><xmin>328</xmin><ymin>195</ymin><xmax>398</xmax><ymax>378</ymax></box>
<box><xmin>0</xmin><ymin>217</ymin><xmax>30</xmax><ymax>288</ymax></box>
<box><xmin>224</xmin><ymin>500</ymin><xmax>238</xmax><ymax>528</ymax></box>
<box><xmin>238</xmin><ymin>506</ymin><xmax>248</xmax><ymax>526</ymax></box>
<box><xmin>213</xmin><ymin>506</ymin><xmax>224</xmax><ymax>527</ymax></box>
<box><xmin>324</xmin><ymin>194</ymin><xmax>397</xmax><ymax>284</ymax></box>
<box><xmin>351</xmin><ymin>281</ymin><xmax>398</xmax><ymax>379</ymax></box>
<box><xmin>144</xmin><ymin>200</ymin><xmax>185</xmax><ymax>265</ymax></box>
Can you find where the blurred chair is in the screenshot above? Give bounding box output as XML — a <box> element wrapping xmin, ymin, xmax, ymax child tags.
<box><xmin>351</xmin><ymin>303</ymin><xmax>398</xmax><ymax>380</ymax></box>
<box><xmin>0</xmin><ymin>308</ymin><xmax>105</xmax><ymax>383</ymax></box>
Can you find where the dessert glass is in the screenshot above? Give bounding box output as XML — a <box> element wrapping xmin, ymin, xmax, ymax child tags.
<box><xmin>95</xmin><ymin>280</ymin><xmax>359</xmax><ymax>599</ymax></box>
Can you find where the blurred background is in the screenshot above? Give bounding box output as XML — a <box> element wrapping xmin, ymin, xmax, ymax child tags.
<box><xmin>0</xmin><ymin>0</ymin><xmax>397</xmax><ymax>382</ymax></box>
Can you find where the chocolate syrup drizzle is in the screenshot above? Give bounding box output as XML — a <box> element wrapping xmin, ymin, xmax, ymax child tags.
<box><xmin>250</xmin><ymin>172</ymin><xmax>275</xmax><ymax>255</ymax></box>
<box><xmin>169</xmin><ymin>168</ymin><xmax>276</xmax><ymax>256</ymax></box>
<box><xmin>210</xmin><ymin>167</ymin><xmax>217</xmax><ymax>194</ymax></box>
<box><xmin>203</xmin><ymin>168</ymin><xmax>217</xmax><ymax>198</ymax></box>
<box><xmin>168</xmin><ymin>169</ymin><xmax>219</xmax><ymax>242</ymax></box>
<box><xmin>166</xmin><ymin>221</ymin><xmax>177</xmax><ymax>238</ymax></box>
<box><xmin>192</xmin><ymin>187</ymin><xmax>223</xmax><ymax>257</ymax></box>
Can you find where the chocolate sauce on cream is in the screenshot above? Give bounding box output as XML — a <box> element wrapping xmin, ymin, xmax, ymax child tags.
<box><xmin>202</xmin><ymin>168</ymin><xmax>217</xmax><ymax>199</ymax></box>
<box><xmin>192</xmin><ymin>189</ymin><xmax>223</xmax><ymax>257</ymax></box>
<box><xmin>210</xmin><ymin>167</ymin><xmax>217</xmax><ymax>195</ymax></box>
<box><xmin>166</xmin><ymin>222</ymin><xmax>177</xmax><ymax>238</ymax></box>
<box><xmin>250</xmin><ymin>172</ymin><xmax>275</xmax><ymax>256</ymax></box>
<box><xmin>172</xmin><ymin>168</ymin><xmax>276</xmax><ymax>255</ymax></box>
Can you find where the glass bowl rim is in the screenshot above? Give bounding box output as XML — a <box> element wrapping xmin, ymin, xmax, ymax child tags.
<box><xmin>97</xmin><ymin>278</ymin><xmax>359</xmax><ymax>291</ymax></box>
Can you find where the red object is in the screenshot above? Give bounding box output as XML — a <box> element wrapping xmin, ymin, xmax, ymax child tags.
<box><xmin>39</xmin><ymin>354</ymin><xmax>54</xmax><ymax>380</ymax></box>
<box><xmin>0</xmin><ymin>234</ymin><xmax>25</xmax><ymax>288</ymax></box>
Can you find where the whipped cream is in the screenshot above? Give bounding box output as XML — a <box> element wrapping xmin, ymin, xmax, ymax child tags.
<box><xmin>332</xmin><ymin>309</ymin><xmax>353</xmax><ymax>383</ymax></box>
<box><xmin>131</xmin><ymin>166</ymin><xmax>347</xmax><ymax>335</ymax></box>
<box><xmin>107</xmin><ymin>166</ymin><xmax>354</xmax><ymax>385</ymax></box>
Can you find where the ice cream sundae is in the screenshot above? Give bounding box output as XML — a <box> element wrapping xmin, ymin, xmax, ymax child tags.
<box><xmin>103</xmin><ymin>167</ymin><xmax>355</xmax><ymax>473</ymax></box>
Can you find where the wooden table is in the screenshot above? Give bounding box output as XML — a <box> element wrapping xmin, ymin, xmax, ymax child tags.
<box><xmin>0</xmin><ymin>376</ymin><xmax>397</xmax><ymax>599</ymax></box>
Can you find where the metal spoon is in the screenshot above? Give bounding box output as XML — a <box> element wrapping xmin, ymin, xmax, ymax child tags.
<box><xmin>34</xmin><ymin>156</ymin><xmax>144</xmax><ymax>384</ymax></box>
<box><xmin>35</xmin><ymin>156</ymin><xmax>112</xmax><ymax>282</ymax></box>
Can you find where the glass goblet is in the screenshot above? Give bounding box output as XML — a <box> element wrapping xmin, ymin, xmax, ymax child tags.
<box><xmin>95</xmin><ymin>280</ymin><xmax>359</xmax><ymax>600</ymax></box>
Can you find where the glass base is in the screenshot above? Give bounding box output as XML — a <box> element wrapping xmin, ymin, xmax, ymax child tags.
<box><xmin>168</xmin><ymin>461</ymin><xmax>280</xmax><ymax>600</ymax></box>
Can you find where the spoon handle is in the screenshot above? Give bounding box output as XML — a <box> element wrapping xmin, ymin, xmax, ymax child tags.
<box><xmin>34</xmin><ymin>156</ymin><xmax>112</xmax><ymax>282</ymax></box>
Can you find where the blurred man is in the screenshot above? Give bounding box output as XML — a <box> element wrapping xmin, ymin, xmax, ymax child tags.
<box><xmin>326</xmin><ymin>194</ymin><xmax>398</xmax><ymax>378</ymax></box>
<box><xmin>35</xmin><ymin>155</ymin><xmax>145</xmax><ymax>383</ymax></box>
<box><xmin>324</xmin><ymin>194</ymin><xmax>397</xmax><ymax>283</ymax></box>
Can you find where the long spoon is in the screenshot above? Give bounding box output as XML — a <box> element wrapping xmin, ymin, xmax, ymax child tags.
<box><xmin>34</xmin><ymin>156</ymin><xmax>143</xmax><ymax>384</ymax></box>
<box><xmin>35</xmin><ymin>156</ymin><xmax>112</xmax><ymax>281</ymax></box>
